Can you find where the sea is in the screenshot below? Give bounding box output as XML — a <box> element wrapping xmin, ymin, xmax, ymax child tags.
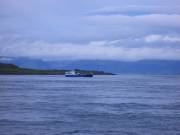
<box><xmin>0</xmin><ymin>75</ymin><xmax>180</xmax><ymax>135</ymax></box>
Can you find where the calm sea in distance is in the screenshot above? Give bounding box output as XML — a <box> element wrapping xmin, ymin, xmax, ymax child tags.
<box><xmin>0</xmin><ymin>75</ymin><xmax>180</xmax><ymax>135</ymax></box>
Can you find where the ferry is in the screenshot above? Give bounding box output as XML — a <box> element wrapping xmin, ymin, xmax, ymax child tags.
<box><xmin>65</xmin><ymin>70</ymin><xmax>93</xmax><ymax>77</ymax></box>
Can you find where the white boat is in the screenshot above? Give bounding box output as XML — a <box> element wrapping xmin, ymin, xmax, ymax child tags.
<box><xmin>65</xmin><ymin>70</ymin><xmax>93</xmax><ymax>77</ymax></box>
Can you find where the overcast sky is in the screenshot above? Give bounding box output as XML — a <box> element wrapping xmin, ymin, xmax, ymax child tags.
<box><xmin>0</xmin><ymin>0</ymin><xmax>180</xmax><ymax>61</ymax></box>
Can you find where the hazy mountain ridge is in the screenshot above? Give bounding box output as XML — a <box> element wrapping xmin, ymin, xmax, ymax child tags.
<box><xmin>1</xmin><ymin>56</ymin><xmax>180</xmax><ymax>74</ymax></box>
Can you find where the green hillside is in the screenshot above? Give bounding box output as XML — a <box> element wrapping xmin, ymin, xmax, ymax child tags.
<box><xmin>0</xmin><ymin>63</ymin><xmax>114</xmax><ymax>75</ymax></box>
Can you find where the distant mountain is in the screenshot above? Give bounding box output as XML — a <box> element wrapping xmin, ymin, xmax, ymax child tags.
<box><xmin>1</xmin><ymin>56</ymin><xmax>180</xmax><ymax>74</ymax></box>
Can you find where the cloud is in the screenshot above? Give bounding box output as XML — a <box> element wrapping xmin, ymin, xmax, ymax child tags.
<box><xmin>1</xmin><ymin>1</ymin><xmax>180</xmax><ymax>41</ymax></box>
<box><xmin>0</xmin><ymin>39</ymin><xmax>180</xmax><ymax>61</ymax></box>
<box><xmin>85</xmin><ymin>13</ymin><xmax>180</xmax><ymax>39</ymax></box>
<box><xmin>145</xmin><ymin>35</ymin><xmax>180</xmax><ymax>43</ymax></box>
<box><xmin>0</xmin><ymin>56</ymin><xmax>12</xmax><ymax>62</ymax></box>
<box><xmin>0</xmin><ymin>0</ymin><xmax>180</xmax><ymax>61</ymax></box>
<box><xmin>86</xmin><ymin>14</ymin><xmax>180</xmax><ymax>28</ymax></box>
<box><xmin>87</xmin><ymin>5</ymin><xmax>180</xmax><ymax>16</ymax></box>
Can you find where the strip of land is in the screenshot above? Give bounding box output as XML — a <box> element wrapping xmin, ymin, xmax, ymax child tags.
<box><xmin>0</xmin><ymin>63</ymin><xmax>114</xmax><ymax>75</ymax></box>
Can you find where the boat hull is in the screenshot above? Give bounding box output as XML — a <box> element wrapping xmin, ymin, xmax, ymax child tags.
<box><xmin>65</xmin><ymin>74</ymin><xmax>93</xmax><ymax>77</ymax></box>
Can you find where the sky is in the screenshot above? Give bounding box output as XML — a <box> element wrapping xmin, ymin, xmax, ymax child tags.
<box><xmin>0</xmin><ymin>0</ymin><xmax>180</xmax><ymax>61</ymax></box>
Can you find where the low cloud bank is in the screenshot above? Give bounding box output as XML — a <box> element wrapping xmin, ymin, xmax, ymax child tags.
<box><xmin>145</xmin><ymin>35</ymin><xmax>180</xmax><ymax>43</ymax></box>
<box><xmin>0</xmin><ymin>40</ymin><xmax>180</xmax><ymax>61</ymax></box>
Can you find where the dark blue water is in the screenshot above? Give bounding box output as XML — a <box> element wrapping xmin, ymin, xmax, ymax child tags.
<box><xmin>0</xmin><ymin>75</ymin><xmax>180</xmax><ymax>135</ymax></box>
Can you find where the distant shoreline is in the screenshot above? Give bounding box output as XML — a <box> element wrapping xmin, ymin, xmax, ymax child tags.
<box><xmin>0</xmin><ymin>63</ymin><xmax>115</xmax><ymax>75</ymax></box>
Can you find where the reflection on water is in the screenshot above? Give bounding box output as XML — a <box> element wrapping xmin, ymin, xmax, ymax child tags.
<box><xmin>0</xmin><ymin>75</ymin><xmax>180</xmax><ymax>135</ymax></box>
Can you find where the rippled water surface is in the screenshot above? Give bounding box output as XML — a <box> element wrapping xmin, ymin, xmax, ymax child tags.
<box><xmin>0</xmin><ymin>75</ymin><xmax>180</xmax><ymax>135</ymax></box>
